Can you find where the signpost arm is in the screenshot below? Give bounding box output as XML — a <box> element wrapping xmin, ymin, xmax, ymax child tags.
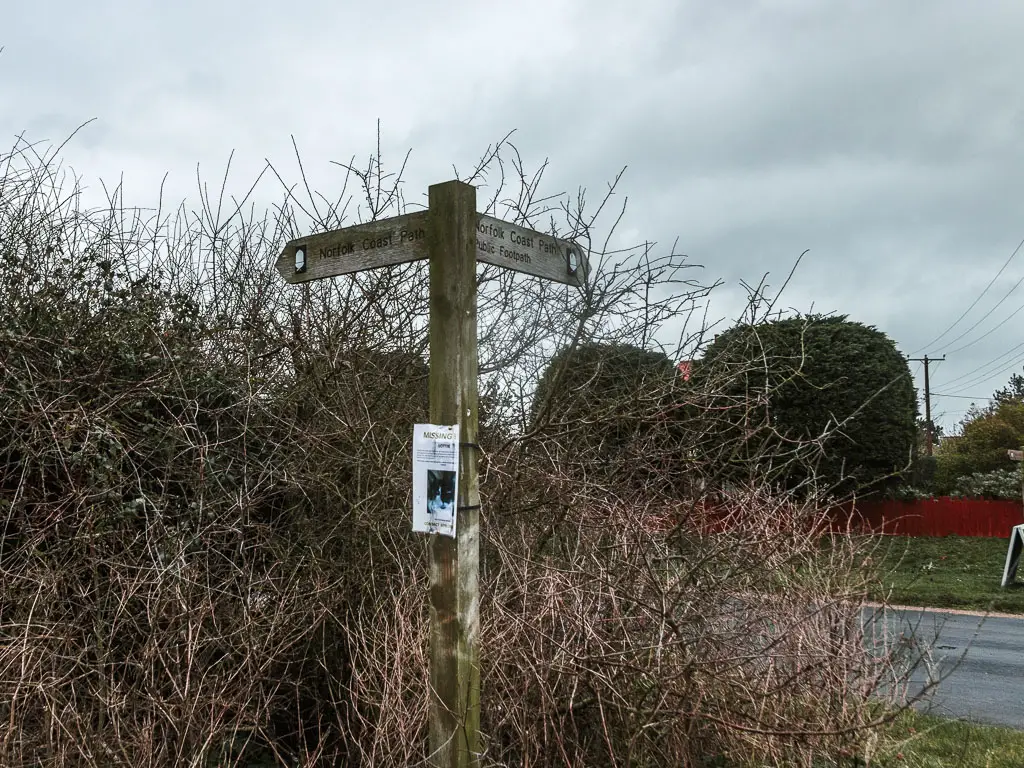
<box><xmin>427</xmin><ymin>180</ymin><xmax>481</xmax><ymax>768</ymax></box>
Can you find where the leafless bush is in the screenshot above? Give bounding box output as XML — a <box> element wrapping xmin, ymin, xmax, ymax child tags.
<box><xmin>0</xmin><ymin>130</ymin><xmax>934</xmax><ymax>767</ymax></box>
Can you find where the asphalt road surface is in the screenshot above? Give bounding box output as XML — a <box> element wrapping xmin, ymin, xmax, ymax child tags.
<box><xmin>864</xmin><ymin>606</ymin><xmax>1024</xmax><ymax>728</ymax></box>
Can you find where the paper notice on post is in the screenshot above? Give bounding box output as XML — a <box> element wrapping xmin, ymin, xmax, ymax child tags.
<box><xmin>412</xmin><ymin>423</ymin><xmax>460</xmax><ymax>538</ymax></box>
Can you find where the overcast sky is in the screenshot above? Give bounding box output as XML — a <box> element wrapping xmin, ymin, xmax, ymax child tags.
<box><xmin>3</xmin><ymin>1</ymin><xmax>1024</xmax><ymax>432</ymax></box>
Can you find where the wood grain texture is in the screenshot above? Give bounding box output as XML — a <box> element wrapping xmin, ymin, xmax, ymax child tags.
<box><xmin>275</xmin><ymin>211</ymin><xmax>429</xmax><ymax>284</ymax></box>
<box><xmin>427</xmin><ymin>181</ymin><xmax>481</xmax><ymax>768</ymax></box>
<box><xmin>277</xmin><ymin>209</ymin><xmax>588</xmax><ymax>288</ymax></box>
<box><xmin>476</xmin><ymin>214</ymin><xmax>587</xmax><ymax>286</ymax></box>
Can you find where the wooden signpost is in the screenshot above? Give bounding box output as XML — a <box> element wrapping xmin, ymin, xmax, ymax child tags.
<box><xmin>277</xmin><ymin>181</ymin><xmax>587</xmax><ymax>768</ymax></box>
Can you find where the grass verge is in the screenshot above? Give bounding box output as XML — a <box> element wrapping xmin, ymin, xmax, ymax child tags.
<box><xmin>868</xmin><ymin>534</ymin><xmax>1024</xmax><ymax>614</ymax></box>
<box><xmin>871</xmin><ymin>709</ymin><xmax>1024</xmax><ymax>767</ymax></box>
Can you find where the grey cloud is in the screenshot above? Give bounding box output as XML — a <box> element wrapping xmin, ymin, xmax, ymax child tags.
<box><xmin>4</xmin><ymin>0</ymin><xmax>1024</xmax><ymax>430</ymax></box>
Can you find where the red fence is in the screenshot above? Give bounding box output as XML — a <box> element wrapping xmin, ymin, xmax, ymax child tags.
<box><xmin>835</xmin><ymin>497</ymin><xmax>1024</xmax><ymax>538</ymax></box>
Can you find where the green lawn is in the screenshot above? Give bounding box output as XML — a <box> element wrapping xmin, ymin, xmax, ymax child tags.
<box><xmin>869</xmin><ymin>534</ymin><xmax>1024</xmax><ymax>613</ymax></box>
<box><xmin>872</xmin><ymin>710</ymin><xmax>1024</xmax><ymax>767</ymax></box>
<box><xmin>863</xmin><ymin>538</ymin><xmax>1024</xmax><ymax>764</ymax></box>
<box><xmin>712</xmin><ymin>710</ymin><xmax>1024</xmax><ymax>766</ymax></box>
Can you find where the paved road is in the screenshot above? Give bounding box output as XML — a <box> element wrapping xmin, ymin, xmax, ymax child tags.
<box><xmin>864</xmin><ymin>607</ymin><xmax>1024</xmax><ymax>728</ymax></box>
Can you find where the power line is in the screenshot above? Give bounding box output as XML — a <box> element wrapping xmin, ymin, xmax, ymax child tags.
<box><xmin>943</xmin><ymin>347</ymin><xmax>1024</xmax><ymax>391</ymax></box>
<box><xmin>911</xmin><ymin>234</ymin><xmax>1024</xmax><ymax>354</ymax></box>
<box><xmin>934</xmin><ymin>271</ymin><xmax>1024</xmax><ymax>354</ymax></box>
<box><xmin>945</xmin><ymin>302</ymin><xmax>1024</xmax><ymax>355</ymax></box>
<box><xmin>934</xmin><ymin>341</ymin><xmax>1024</xmax><ymax>389</ymax></box>
<box><xmin>938</xmin><ymin>350</ymin><xmax>1024</xmax><ymax>397</ymax></box>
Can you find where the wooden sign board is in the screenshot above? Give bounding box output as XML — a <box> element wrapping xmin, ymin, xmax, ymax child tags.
<box><xmin>276</xmin><ymin>211</ymin><xmax>429</xmax><ymax>284</ymax></box>
<box><xmin>277</xmin><ymin>211</ymin><xmax>587</xmax><ymax>287</ymax></box>
<box><xmin>1009</xmin><ymin>449</ymin><xmax>1023</xmax><ymax>462</ymax></box>
<box><xmin>475</xmin><ymin>215</ymin><xmax>586</xmax><ymax>287</ymax></box>
<box><xmin>1002</xmin><ymin>524</ymin><xmax>1024</xmax><ymax>587</ymax></box>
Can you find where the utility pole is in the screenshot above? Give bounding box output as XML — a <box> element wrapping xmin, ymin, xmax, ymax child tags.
<box><xmin>909</xmin><ymin>354</ymin><xmax>945</xmax><ymax>456</ymax></box>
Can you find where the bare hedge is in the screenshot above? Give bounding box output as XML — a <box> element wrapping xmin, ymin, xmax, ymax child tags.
<box><xmin>0</xmin><ymin>134</ymin><xmax>930</xmax><ymax>767</ymax></box>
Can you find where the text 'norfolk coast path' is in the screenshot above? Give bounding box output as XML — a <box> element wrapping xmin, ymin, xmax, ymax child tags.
<box><xmin>276</xmin><ymin>211</ymin><xmax>588</xmax><ymax>287</ymax></box>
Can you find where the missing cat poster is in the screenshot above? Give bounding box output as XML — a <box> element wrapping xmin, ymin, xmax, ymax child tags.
<box><xmin>412</xmin><ymin>423</ymin><xmax>459</xmax><ymax>538</ymax></box>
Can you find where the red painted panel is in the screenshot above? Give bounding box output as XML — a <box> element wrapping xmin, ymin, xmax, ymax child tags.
<box><xmin>684</xmin><ymin>498</ymin><xmax>1023</xmax><ymax>538</ymax></box>
<box><xmin>834</xmin><ymin>497</ymin><xmax>1024</xmax><ymax>538</ymax></box>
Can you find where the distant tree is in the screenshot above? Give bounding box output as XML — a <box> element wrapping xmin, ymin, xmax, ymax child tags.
<box><xmin>951</xmin><ymin>468</ymin><xmax>1022</xmax><ymax>500</ymax></box>
<box><xmin>531</xmin><ymin>341</ymin><xmax>680</xmax><ymax>465</ymax></box>
<box><xmin>993</xmin><ymin>371</ymin><xmax>1024</xmax><ymax>406</ymax></box>
<box><xmin>934</xmin><ymin>399</ymin><xmax>1024</xmax><ymax>493</ymax></box>
<box><xmin>917</xmin><ymin>416</ymin><xmax>944</xmax><ymax>449</ymax></box>
<box><xmin>907</xmin><ymin>417</ymin><xmax>943</xmax><ymax>493</ymax></box>
<box><xmin>694</xmin><ymin>315</ymin><xmax>917</xmax><ymax>495</ymax></box>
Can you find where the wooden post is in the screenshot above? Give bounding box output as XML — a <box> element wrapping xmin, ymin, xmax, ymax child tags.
<box><xmin>274</xmin><ymin>176</ymin><xmax>588</xmax><ymax>765</ymax></box>
<box><xmin>427</xmin><ymin>180</ymin><xmax>480</xmax><ymax>768</ymax></box>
